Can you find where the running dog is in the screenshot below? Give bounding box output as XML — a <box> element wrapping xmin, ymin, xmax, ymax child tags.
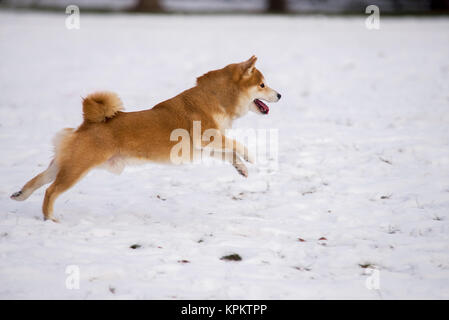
<box><xmin>11</xmin><ymin>56</ymin><xmax>281</xmax><ymax>221</ymax></box>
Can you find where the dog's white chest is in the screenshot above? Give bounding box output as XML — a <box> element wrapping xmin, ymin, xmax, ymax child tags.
<box><xmin>213</xmin><ymin>113</ymin><xmax>232</xmax><ymax>132</ymax></box>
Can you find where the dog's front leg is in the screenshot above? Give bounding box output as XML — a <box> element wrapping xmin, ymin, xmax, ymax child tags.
<box><xmin>196</xmin><ymin>132</ymin><xmax>253</xmax><ymax>177</ymax></box>
<box><xmin>218</xmin><ymin>135</ymin><xmax>255</xmax><ymax>164</ymax></box>
<box><xmin>208</xmin><ymin>150</ymin><xmax>248</xmax><ymax>177</ymax></box>
<box><xmin>197</xmin><ymin>137</ymin><xmax>249</xmax><ymax>177</ymax></box>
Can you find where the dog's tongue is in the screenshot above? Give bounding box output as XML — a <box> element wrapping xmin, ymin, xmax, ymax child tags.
<box><xmin>254</xmin><ymin>99</ymin><xmax>269</xmax><ymax>114</ymax></box>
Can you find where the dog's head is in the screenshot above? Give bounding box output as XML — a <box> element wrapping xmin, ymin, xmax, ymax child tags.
<box><xmin>230</xmin><ymin>55</ymin><xmax>281</xmax><ymax>117</ymax></box>
<box><xmin>196</xmin><ymin>56</ymin><xmax>281</xmax><ymax>118</ymax></box>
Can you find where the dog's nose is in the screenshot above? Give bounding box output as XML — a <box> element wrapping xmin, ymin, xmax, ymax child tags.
<box><xmin>277</xmin><ymin>93</ymin><xmax>282</xmax><ymax>100</ymax></box>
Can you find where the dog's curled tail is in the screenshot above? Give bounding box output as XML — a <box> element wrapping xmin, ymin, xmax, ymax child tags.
<box><xmin>82</xmin><ymin>91</ymin><xmax>123</xmax><ymax>123</ymax></box>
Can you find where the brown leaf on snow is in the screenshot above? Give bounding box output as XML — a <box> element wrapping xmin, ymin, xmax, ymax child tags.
<box><xmin>178</xmin><ymin>260</ymin><xmax>190</xmax><ymax>264</ymax></box>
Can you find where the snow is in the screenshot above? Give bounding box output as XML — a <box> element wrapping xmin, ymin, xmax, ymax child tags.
<box><xmin>1</xmin><ymin>11</ymin><xmax>449</xmax><ymax>299</ymax></box>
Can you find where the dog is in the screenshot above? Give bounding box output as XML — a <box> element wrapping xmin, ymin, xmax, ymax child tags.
<box><xmin>10</xmin><ymin>56</ymin><xmax>281</xmax><ymax>222</ymax></box>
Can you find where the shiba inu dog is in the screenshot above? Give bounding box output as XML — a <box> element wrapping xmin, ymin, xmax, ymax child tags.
<box><xmin>11</xmin><ymin>56</ymin><xmax>281</xmax><ymax>222</ymax></box>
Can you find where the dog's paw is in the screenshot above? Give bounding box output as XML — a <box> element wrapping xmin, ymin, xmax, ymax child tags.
<box><xmin>234</xmin><ymin>163</ymin><xmax>248</xmax><ymax>178</ymax></box>
<box><xmin>44</xmin><ymin>216</ymin><xmax>60</xmax><ymax>223</ymax></box>
<box><xmin>10</xmin><ymin>190</ymin><xmax>26</xmax><ymax>201</ymax></box>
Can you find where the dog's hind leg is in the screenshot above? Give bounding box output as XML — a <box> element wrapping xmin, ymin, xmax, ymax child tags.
<box><xmin>42</xmin><ymin>165</ymin><xmax>90</xmax><ymax>222</ymax></box>
<box><xmin>11</xmin><ymin>159</ymin><xmax>58</xmax><ymax>201</ymax></box>
<box><xmin>42</xmin><ymin>151</ymin><xmax>110</xmax><ymax>222</ymax></box>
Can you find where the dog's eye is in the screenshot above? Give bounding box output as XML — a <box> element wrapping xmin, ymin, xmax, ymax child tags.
<box><xmin>260</xmin><ymin>83</ymin><xmax>265</xmax><ymax>88</ymax></box>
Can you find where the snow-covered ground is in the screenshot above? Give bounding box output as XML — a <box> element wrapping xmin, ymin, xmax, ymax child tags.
<box><xmin>1</xmin><ymin>11</ymin><xmax>448</xmax><ymax>299</ymax></box>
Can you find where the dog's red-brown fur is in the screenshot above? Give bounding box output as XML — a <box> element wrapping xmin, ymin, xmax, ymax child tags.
<box><xmin>11</xmin><ymin>56</ymin><xmax>281</xmax><ymax>221</ymax></box>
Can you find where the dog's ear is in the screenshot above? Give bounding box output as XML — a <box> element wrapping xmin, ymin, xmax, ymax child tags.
<box><xmin>241</xmin><ymin>55</ymin><xmax>257</xmax><ymax>77</ymax></box>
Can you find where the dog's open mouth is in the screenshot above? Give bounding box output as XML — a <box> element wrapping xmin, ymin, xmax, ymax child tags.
<box><xmin>254</xmin><ymin>99</ymin><xmax>269</xmax><ymax>114</ymax></box>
